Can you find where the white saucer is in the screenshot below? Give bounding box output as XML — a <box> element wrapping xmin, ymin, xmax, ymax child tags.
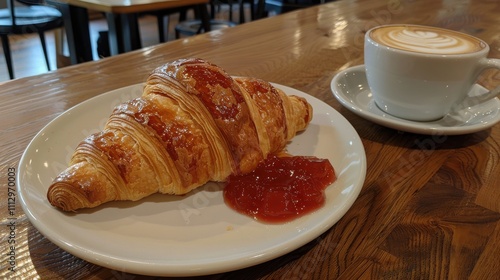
<box><xmin>331</xmin><ymin>65</ymin><xmax>500</xmax><ymax>135</ymax></box>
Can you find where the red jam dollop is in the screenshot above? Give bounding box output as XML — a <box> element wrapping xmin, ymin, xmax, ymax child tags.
<box><xmin>223</xmin><ymin>155</ymin><xmax>336</xmax><ymax>223</ymax></box>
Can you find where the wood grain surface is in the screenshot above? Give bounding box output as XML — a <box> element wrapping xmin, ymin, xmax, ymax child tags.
<box><xmin>1</xmin><ymin>0</ymin><xmax>500</xmax><ymax>279</ymax></box>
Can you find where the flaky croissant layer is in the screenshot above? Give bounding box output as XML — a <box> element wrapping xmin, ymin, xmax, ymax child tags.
<box><xmin>47</xmin><ymin>58</ymin><xmax>313</xmax><ymax>211</ymax></box>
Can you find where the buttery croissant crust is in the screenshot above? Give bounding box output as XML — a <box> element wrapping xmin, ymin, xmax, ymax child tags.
<box><xmin>47</xmin><ymin>58</ymin><xmax>313</xmax><ymax>211</ymax></box>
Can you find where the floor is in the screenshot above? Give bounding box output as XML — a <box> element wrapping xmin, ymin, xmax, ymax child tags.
<box><xmin>0</xmin><ymin>4</ymin><xmax>250</xmax><ymax>82</ymax></box>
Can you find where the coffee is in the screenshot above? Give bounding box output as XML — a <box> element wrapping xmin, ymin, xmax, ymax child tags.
<box><xmin>369</xmin><ymin>25</ymin><xmax>485</xmax><ymax>55</ymax></box>
<box><xmin>364</xmin><ymin>24</ymin><xmax>500</xmax><ymax>121</ymax></box>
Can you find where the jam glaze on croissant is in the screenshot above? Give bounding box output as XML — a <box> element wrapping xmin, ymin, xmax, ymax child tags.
<box><xmin>47</xmin><ymin>58</ymin><xmax>313</xmax><ymax>211</ymax></box>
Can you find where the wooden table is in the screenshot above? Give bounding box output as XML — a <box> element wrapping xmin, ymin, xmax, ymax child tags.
<box><xmin>2</xmin><ymin>0</ymin><xmax>500</xmax><ymax>278</ymax></box>
<box><xmin>47</xmin><ymin>0</ymin><xmax>210</xmax><ymax>63</ymax></box>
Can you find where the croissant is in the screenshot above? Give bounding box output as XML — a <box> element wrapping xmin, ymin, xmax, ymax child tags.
<box><xmin>47</xmin><ymin>58</ymin><xmax>313</xmax><ymax>211</ymax></box>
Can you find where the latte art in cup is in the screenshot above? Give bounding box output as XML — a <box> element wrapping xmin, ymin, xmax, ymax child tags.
<box><xmin>369</xmin><ymin>25</ymin><xmax>485</xmax><ymax>54</ymax></box>
<box><xmin>364</xmin><ymin>24</ymin><xmax>500</xmax><ymax>121</ymax></box>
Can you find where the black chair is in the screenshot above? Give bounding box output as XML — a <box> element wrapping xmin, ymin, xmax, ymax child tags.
<box><xmin>148</xmin><ymin>6</ymin><xmax>192</xmax><ymax>43</ymax></box>
<box><xmin>211</xmin><ymin>0</ymin><xmax>255</xmax><ymax>24</ymax></box>
<box><xmin>264</xmin><ymin>0</ymin><xmax>323</xmax><ymax>15</ymax></box>
<box><xmin>154</xmin><ymin>0</ymin><xmax>254</xmax><ymax>42</ymax></box>
<box><xmin>174</xmin><ymin>0</ymin><xmax>255</xmax><ymax>39</ymax></box>
<box><xmin>0</xmin><ymin>0</ymin><xmax>62</xmax><ymax>79</ymax></box>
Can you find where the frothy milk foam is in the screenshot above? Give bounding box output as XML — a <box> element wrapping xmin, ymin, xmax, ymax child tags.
<box><xmin>369</xmin><ymin>25</ymin><xmax>485</xmax><ymax>54</ymax></box>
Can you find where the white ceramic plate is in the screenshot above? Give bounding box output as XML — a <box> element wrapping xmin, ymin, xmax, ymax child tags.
<box><xmin>18</xmin><ymin>83</ymin><xmax>366</xmax><ymax>277</ymax></box>
<box><xmin>331</xmin><ymin>65</ymin><xmax>500</xmax><ymax>135</ymax></box>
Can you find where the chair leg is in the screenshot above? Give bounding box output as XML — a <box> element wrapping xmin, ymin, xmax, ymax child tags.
<box><xmin>38</xmin><ymin>32</ymin><xmax>51</xmax><ymax>71</ymax></box>
<box><xmin>228</xmin><ymin>0</ymin><xmax>234</xmax><ymax>22</ymax></box>
<box><xmin>239</xmin><ymin>0</ymin><xmax>245</xmax><ymax>23</ymax></box>
<box><xmin>163</xmin><ymin>16</ymin><xmax>170</xmax><ymax>42</ymax></box>
<box><xmin>157</xmin><ymin>15</ymin><xmax>165</xmax><ymax>43</ymax></box>
<box><xmin>210</xmin><ymin>2</ymin><xmax>216</xmax><ymax>19</ymax></box>
<box><xmin>248</xmin><ymin>0</ymin><xmax>256</xmax><ymax>21</ymax></box>
<box><xmin>1</xmin><ymin>35</ymin><xmax>14</xmax><ymax>79</ymax></box>
<box><xmin>55</xmin><ymin>28</ymin><xmax>65</xmax><ymax>56</ymax></box>
<box><xmin>179</xmin><ymin>9</ymin><xmax>187</xmax><ymax>21</ymax></box>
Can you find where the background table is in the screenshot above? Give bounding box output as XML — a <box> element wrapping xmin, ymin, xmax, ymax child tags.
<box><xmin>48</xmin><ymin>0</ymin><xmax>210</xmax><ymax>63</ymax></box>
<box><xmin>1</xmin><ymin>0</ymin><xmax>500</xmax><ymax>279</ymax></box>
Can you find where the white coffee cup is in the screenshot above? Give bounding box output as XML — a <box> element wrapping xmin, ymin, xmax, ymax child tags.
<box><xmin>364</xmin><ymin>24</ymin><xmax>500</xmax><ymax>121</ymax></box>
